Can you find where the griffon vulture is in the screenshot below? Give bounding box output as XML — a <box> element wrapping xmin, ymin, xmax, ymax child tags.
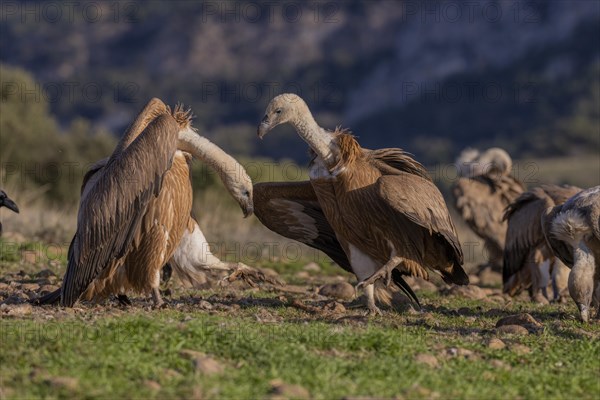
<box><xmin>452</xmin><ymin>148</ymin><xmax>525</xmax><ymax>270</ymax></box>
<box><xmin>544</xmin><ymin>186</ymin><xmax>600</xmax><ymax>321</ymax></box>
<box><xmin>254</xmin><ymin>94</ymin><xmax>468</xmax><ymax>314</ymax></box>
<box><xmin>38</xmin><ymin>98</ymin><xmax>253</xmax><ymax>307</ymax></box>
<box><xmin>0</xmin><ymin>190</ymin><xmax>19</xmax><ymax>236</ymax></box>
<box><xmin>503</xmin><ymin>184</ymin><xmax>582</xmax><ymax>302</ymax></box>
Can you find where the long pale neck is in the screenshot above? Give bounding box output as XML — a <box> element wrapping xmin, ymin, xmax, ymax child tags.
<box><xmin>291</xmin><ymin>112</ymin><xmax>336</xmax><ymax>168</ymax></box>
<box><xmin>178</xmin><ymin>128</ymin><xmax>246</xmax><ymax>188</ymax></box>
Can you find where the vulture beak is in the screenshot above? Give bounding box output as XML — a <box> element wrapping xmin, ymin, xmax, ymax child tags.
<box><xmin>242</xmin><ymin>202</ymin><xmax>254</xmax><ymax>218</ymax></box>
<box><xmin>257</xmin><ymin>115</ymin><xmax>270</xmax><ymax>139</ymax></box>
<box><xmin>1</xmin><ymin>196</ymin><xmax>19</xmax><ymax>213</ymax></box>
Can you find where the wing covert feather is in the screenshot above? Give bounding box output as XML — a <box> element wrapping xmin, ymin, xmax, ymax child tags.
<box><xmin>254</xmin><ymin>181</ymin><xmax>352</xmax><ymax>272</ymax></box>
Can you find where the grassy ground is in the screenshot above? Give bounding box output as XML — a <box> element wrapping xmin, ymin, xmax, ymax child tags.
<box><xmin>1</xmin><ymin>251</ymin><xmax>599</xmax><ymax>400</ymax></box>
<box><xmin>1</xmin><ymin>155</ymin><xmax>598</xmax><ymax>399</ymax></box>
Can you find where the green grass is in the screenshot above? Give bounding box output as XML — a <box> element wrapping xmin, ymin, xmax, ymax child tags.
<box><xmin>1</xmin><ymin>294</ymin><xmax>599</xmax><ymax>399</ymax></box>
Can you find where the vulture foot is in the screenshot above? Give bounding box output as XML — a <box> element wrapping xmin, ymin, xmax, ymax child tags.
<box><xmin>531</xmin><ymin>290</ymin><xmax>550</xmax><ymax>305</ymax></box>
<box><xmin>116</xmin><ymin>294</ymin><xmax>132</xmax><ymax>306</ymax></box>
<box><xmin>151</xmin><ymin>288</ymin><xmax>166</xmax><ymax>309</ymax></box>
<box><xmin>365</xmin><ymin>303</ymin><xmax>383</xmax><ymax>316</ymax></box>
<box><xmin>577</xmin><ymin>304</ymin><xmax>589</xmax><ymax>323</ymax></box>
<box><xmin>220</xmin><ymin>263</ymin><xmax>283</xmax><ymax>287</ymax></box>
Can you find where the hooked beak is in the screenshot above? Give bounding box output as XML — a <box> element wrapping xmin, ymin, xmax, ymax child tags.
<box><xmin>257</xmin><ymin>115</ymin><xmax>270</xmax><ymax>139</ymax></box>
<box><xmin>242</xmin><ymin>202</ymin><xmax>254</xmax><ymax>218</ymax></box>
<box><xmin>1</xmin><ymin>197</ymin><xmax>19</xmax><ymax>213</ymax></box>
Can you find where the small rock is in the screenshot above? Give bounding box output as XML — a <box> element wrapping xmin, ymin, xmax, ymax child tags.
<box><xmin>445</xmin><ymin>285</ymin><xmax>486</xmax><ymax>300</ymax></box>
<box><xmin>0</xmin><ymin>282</ymin><xmax>9</xmax><ymax>290</ymax></box>
<box><xmin>496</xmin><ymin>313</ymin><xmax>542</xmax><ymax>329</ymax></box>
<box><xmin>468</xmin><ymin>274</ymin><xmax>480</xmax><ymax>285</ymax></box>
<box><xmin>295</xmin><ymin>271</ymin><xmax>310</xmax><ymax>280</ymax></box>
<box><xmin>20</xmin><ymin>283</ymin><xmax>40</xmax><ymax>292</ymax></box>
<box><xmin>510</xmin><ymin>344</ymin><xmax>532</xmax><ymax>355</ymax></box>
<box><xmin>180</xmin><ymin>351</ymin><xmax>224</xmax><ymax>375</ymax></box>
<box><xmin>144</xmin><ymin>380</ymin><xmax>161</xmax><ymax>391</ymax></box>
<box><xmin>496</xmin><ymin>325</ymin><xmax>529</xmax><ymax>335</ymax></box>
<box><xmin>197</xmin><ymin>300</ymin><xmax>213</xmax><ymax>310</ymax></box>
<box><xmin>269</xmin><ymin>379</ymin><xmax>310</xmax><ymax>399</ymax></box>
<box><xmin>445</xmin><ymin>347</ymin><xmax>476</xmax><ymax>359</ymax></box>
<box><xmin>163</xmin><ymin>369</ymin><xmax>183</xmax><ymax>379</ymax></box>
<box><xmin>45</xmin><ymin>376</ymin><xmax>78</xmax><ymax>390</ymax></box>
<box><xmin>457</xmin><ymin>348</ymin><xmax>475</xmax><ymax>359</ymax></box>
<box><xmin>5</xmin><ymin>303</ymin><xmax>33</xmax><ymax>316</ymax></box>
<box><xmin>487</xmin><ymin>338</ymin><xmax>506</xmax><ymax>350</ymax></box>
<box><xmin>415</xmin><ymin>353</ymin><xmax>439</xmax><ymax>368</ymax></box>
<box><xmin>323</xmin><ymin>301</ymin><xmax>346</xmax><ymax>314</ymax></box>
<box><xmin>303</xmin><ymin>262</ymin><xmax>321</xmax><ymax>272</ymax></box>
<box><xmin>318</xmin><ymin>282</ymin><xmax>355</xmax><ymax>301</ymax></box>
<box><xmin>490</xmin><ymin>359</ymin><xmax>511</xmax><ymax>370</ymax></box>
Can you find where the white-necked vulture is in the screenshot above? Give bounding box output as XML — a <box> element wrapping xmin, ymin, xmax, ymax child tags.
<box><xmin>254</xmin><ymin>93</ymin><xmax>468</xmax><ymax>313</ymax></box>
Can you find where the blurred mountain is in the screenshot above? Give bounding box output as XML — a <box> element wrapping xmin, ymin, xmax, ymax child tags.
<box><xmin>1</xmin><ymin>0</ymin><xmax>599</xmax><ymax>163</ymax></box>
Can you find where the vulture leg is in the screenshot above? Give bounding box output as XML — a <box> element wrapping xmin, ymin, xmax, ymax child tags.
<box><xmin>568</xmin><ymin>245</ymin><xmax>595</xmax><ymax>322</ymax></box>
<box><xmin>364</xmin><ymin>284</ymin><xmax>382</xmax><ymax>316</ymax></box>
<box><xmin>356</xmin><ymin>256</ymin><xmax>403</xmax><ymax>290</ymax></box>
<box><xmin>151</xmin><ymin>287</ymin><xmax>165</xmax><ymax>309</ymax></box>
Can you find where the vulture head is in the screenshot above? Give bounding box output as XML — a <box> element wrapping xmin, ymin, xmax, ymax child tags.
<box><xmin>477</xmin><ymin>147</ymin><xmax>513</xmax><ymax>178</ymax></box>
<box><xmin>257</xmin><ymin>93</ymin><xmax>307</xmax><ymax>138</ymax></box>
<box><xmin>456</xmin><ymin>147</ymin><xmax>512</xmax><ymax>178</ymax></box>
<box><xmin>224</xmin><ymin>167</ymin><xmax>254</xmax><ymax>218</ymax></box>
<box><xmin>0</xmin><ymin>190</ymin><xmax>19</xmax><ymax>213</ymax></box>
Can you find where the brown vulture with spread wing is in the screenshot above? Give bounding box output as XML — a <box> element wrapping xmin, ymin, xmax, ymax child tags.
<box><xmin>253</xmin><ymin>93</ymin><xmax>468</xmax><ymax>314</ymax></box>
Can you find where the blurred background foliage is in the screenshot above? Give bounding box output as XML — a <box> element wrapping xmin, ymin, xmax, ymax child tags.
<box><xmin>0</xmin><ymin>0</ymin><xmax>599</xmax><ymax>205</ymax></box>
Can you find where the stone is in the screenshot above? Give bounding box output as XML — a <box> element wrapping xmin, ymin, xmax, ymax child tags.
<box><xmin>144</xmin><ymin>380</ymin><xmax>161</xmax><ymax>391</ymax></box>
<box><xmin>45</xmin><ymin>376</ymin><xmax>78</xmax><ymax>390</ymax></box>
<box><xmin>496</xmin><ymin>325</ymin><xmax>529</xmax><ymax>335</ymax></box>
<box><xmin>415</xmin><ymin>353</ymin><xmax>439</xmax><ymax>368</ymax></box>
<box><xmin>487</xmin><ymin>338</ymin><xmax>506</xmax><ymax>350</ymax></box>
<box><xmin>318</xmin><ymin>282</ymin><xmax>355</xmax><ymax>301</ymax></box>
<box><xmin>303</xmin><ymin>262</ymin><xmax>321</xmax><ymax>272</ymax></box>
<box><xmin>496</xmin><ymin>313</ymin><xmax>542</xmax><ymax>330</ymax></box>
<box><xmin>269</xmin><ymin>379</ymin><xmax>310</xmax><ymax>399</ymax></box>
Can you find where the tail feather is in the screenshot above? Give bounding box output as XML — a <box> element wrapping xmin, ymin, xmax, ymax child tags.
<box><xmin>392</xmin><ymin>269</ymin><xmax>421</xmax><ymax>307</ymax></box>
<box><xmin>32</xmin><ymin>288</ymin><xmax>61</xmax><ymax>305</ymax></box>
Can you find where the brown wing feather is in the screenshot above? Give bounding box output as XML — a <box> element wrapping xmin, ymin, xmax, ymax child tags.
<box><xmin>541</xmin><ymin>204</ymin><xmax>575</xmax><ymax>268</ymax></box>
<box><xmin>502</xmin><ymin>184</ymin><xmax>581</xmax><ymax>283</ymax></box>
<box><xmin>61</xmin><ymin>113</ymin><xmax>180</xmax><ymax>306</ymax></box>
<box><xmin>453</xmin><ymin>175</ymin><xmax>524</xmax><ymax>246</ymax></box>
<box><xmin>376</xmin><ymin>174</ymin><xmax>467</xmax><ymax>284</ymax></box>
<box><xmin>253</xmin><ymin>181</ymin><xmax>352</xmax><ymax>272</ymax></box>
<box><xmin>367</xmin><ymin>148</ymin><xmax>432</xmax><ymax>181</ymax></box>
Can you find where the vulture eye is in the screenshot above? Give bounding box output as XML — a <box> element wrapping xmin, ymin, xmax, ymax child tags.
<box><xmin>275</xmin><ymin>109</ymin><xmax>282</xmax><ymax>114</ymax></box>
